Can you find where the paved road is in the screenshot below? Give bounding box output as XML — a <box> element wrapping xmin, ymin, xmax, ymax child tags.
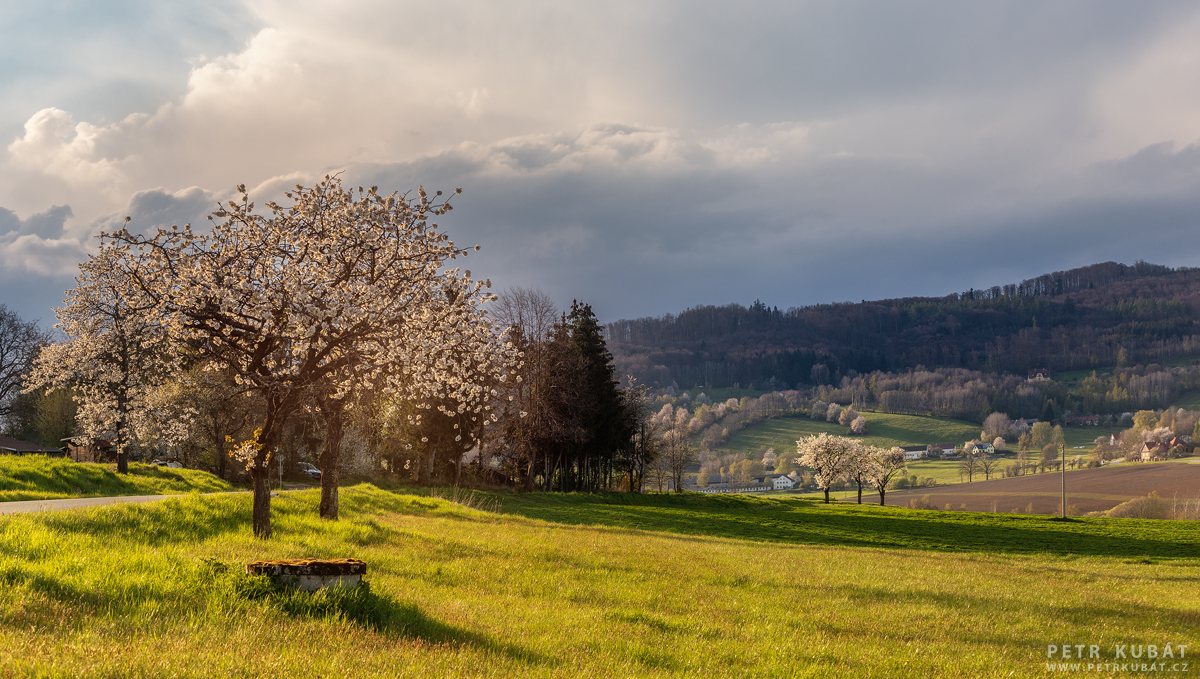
<box><xmin>0</xmin><ymin>492</ymin><xmax>254</xmax><ymax>515</ymax></box>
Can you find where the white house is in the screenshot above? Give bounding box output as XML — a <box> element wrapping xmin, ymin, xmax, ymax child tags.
<box><xmin>772</xmin><ymin>475</ymin><xmax>796</xmax><ymax>490</ymax></box>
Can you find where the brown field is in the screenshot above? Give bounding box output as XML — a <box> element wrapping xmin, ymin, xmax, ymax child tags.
<box><xmin>866</xmin><ymin>461</ymin><xmax>1200</xmax><ymax>514</ymax></box>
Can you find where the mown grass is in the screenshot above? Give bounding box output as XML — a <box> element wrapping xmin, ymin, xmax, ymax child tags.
<box><xmin>0</xmin><ymin>455</ymin><xmax>234</xmax><ymax>501</ymax></box>
<box><xmin>1</xmin><ymin>485</ymin><xmax>1198</xmax><ymax>677</ymax></box>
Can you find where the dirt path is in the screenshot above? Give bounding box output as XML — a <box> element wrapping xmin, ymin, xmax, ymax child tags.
<box><xmin>0</xmin><ymin>491</ymin><xmax>255</xmax><ymax>515</ymax></box>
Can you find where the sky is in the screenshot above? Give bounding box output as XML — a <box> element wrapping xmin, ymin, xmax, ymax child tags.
<box><xmin>4</xmin><ymin>1</ymin><xmax>1200</xmax><ymax>328</ymax></box>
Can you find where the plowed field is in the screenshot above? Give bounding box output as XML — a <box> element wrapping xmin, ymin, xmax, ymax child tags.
<box><xmin>869</xmin><ymin>461</ymin><xmax>1200</xmax><ymax>514</ymax></box>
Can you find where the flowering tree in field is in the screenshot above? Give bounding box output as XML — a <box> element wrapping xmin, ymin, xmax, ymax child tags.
<box><xmin>844</xmin><ymin>443</ymin><xmax>872</xmax><ymax>503</ymax></box>
<box><xmin>866</xmin><ymin>446</ymin><xmax>907</xmax><ymax>506</ymax></box>
<box><xmin>796</xmin><ymin>432</ymin><xmax>861</xmax><ymax>503</ymax></box>
<box><xmin>109</xmin><ymin>177</ymin><xmax>514</xmax><ymax>537</ymax></box>
<box><xmin>25</xmin><ymin>244</ymin><xmax>180</xmax><ymax>473</ymax></box>
<box><xmin>849</xmin><ymin>415</ymin><xmax>867</xmax><ymax>435</ymax></box>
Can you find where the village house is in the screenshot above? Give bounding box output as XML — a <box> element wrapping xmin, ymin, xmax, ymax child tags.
<box><xmin>968</xmin><ymin>441</ymin><xmax>996</xmax><ymax>456</ymax></box>
<box><xmin>0</xmin><ymin>436</ymin><xmax>65</xmax><ymax>457</ymax></box>
<box><xmin>772</xmin><ymin>474</ymin><xmax>796</xmax><ymax>490</ymax></box>
<box><xmin>1028</xmin><ymin>368</ymin><xmax>1051</xmax><ymax>381</ymax></box>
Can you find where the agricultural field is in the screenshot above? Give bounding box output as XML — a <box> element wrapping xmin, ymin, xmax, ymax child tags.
<box><xmin>875</xmin><ymin>460</ymin><xmax>1200</xmax><ymax>514</ymax></box>
<box><xmin>2</xmin><ymin>486</ymin><xmax>1199</xmax><ymax>677</ymax></box>
<box><xmin>0</xmin><ymin>455</ymin><xmax>234</xmax><ymax>501</ymax></box>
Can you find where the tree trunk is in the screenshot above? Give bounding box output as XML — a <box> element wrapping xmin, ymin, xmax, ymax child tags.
<box><xmin>251</xmin><ymin>466</ymin><xmax>271</xmax><ymax>538</ymax></box>
<box><xmin>318</xmin><ymin>403</ymin><xmax>343</xmax><ymax>520</ymax></box>
<box><xmin>823</xmin><ymin>487</ymin><xmax>830</xmax><ymax>503</ymax></box>
<box><xmin>116</xmin><ymin>451</ymin><xmax>129</xmax><ymax>474</ymax></box>
<box><xmin>250</xmin><ymin>405</ymin><xmax>289</xmax><ymax>539</ymax></box>
<box><xmin>878</xmin><ymin>488</ymin><xmax>886</xmax><ymax>506</ymax></box>
<box><xmin>856</xmin><ymin>481</ymin><xmax>863</xmax><ymax>504</ymax></box>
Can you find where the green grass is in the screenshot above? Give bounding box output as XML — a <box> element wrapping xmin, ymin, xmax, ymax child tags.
<box><xmin>0</xmin><ymin>455</ymin><xmax>234</xmax><ymax>501</ymax></box>
<box><xmin>1172</xmin><ymin>390</ymin><xmax>1200</xmax><ymax>409</ymax></box>
<box><xmin>715</xmin><ymin>412</ymin><xmax>981</xmax><ymax>457</ymax></box>
<box><xmin>2</xmin><ymin>485</ymin><xmax>1199</xmax><ymax>677</ymax></box>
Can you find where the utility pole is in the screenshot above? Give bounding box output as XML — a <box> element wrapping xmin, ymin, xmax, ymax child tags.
<box><xmin>1060</xmin><ymin>441</ymin><xmax>1066</xmax><ymax>518</ymax></box>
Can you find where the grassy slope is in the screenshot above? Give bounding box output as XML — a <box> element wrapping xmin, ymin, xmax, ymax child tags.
<box><xmin>715</xmin><ymin>412</ymin><xmax>981</xmax><ymax>456</ymax></box>
<box><xmin>2</xmin><ymin>486</ymin><xmax>1198</xmax><ymax>677</ymax></box>
<box><xmin>0</xmin><ymin>455</ymin><xmax>234</xmax><ymax>501</ymax></box>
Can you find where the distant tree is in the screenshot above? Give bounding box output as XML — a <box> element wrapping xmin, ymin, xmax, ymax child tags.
<box><xmin>867</xmin><ymin>446</ymin><xmax>907</xmax><ymax>506</ymax></box>
<box><xmin>809</xmin><ymin>400</ymin><xmax>828</xmax><ymax>420</ymax></box>
<box><xmin>992</xmin><ymin>436</ymin><xmax>1006</xmax><ymax>452</ymax></box>
<box><xmin>1018</xmin><ymin>432</ymin><xmax>1031</xmax><ymax>453</ymax></box>
<box><xmin>25</xmin><ymin>245</ymin><xmax>179</xmax><ymax>474</ymax></box>
<box><xmin>849</xmin><ymin>415</ymin><xmax>867</xmax><ymax>435</ymax></box>
<box><xmin>978</xmin><ymin>451</ymin><xmax>999</xmax><ymax>480</ymax></box>
<box><xmin>773</xmin><ymin>451</ymin><xmax>796</xmax><ymax>476</ymax></box>
<box><xmin>33</xmin><ymin>388</ymin><xmax>77</xmax><ymax>449</ymax></box>
<box><xmin>1041</xmin><ymin>443</ymin><xmax>1059</xmax><ymax>471</ymax></box>
<box><xmin>662</xmin><ymin>408</ymin><xmax>697</xmax><ymax>492</ymax></box>
<box><xmin>731</xmin><ymin>459</ymin><xmax>764</xmax><ymax>486</ymax></box>
<box><xmin>797</xmin><ymin>432</ymin><xmax>860</xmax><ymax>503</ymax></box>
<box><xmin>826</xmin><ymin>403</ymin><xmax>842</xmax><ymax>423</ymax></box>
<box><xmin>844</xmin><ymin>445</ymin><xmax>871</xmax><ymax>504</ymax></box>
<box><xmin>982</xmin><ymin>412</ymin><xmax>1012</xmax><ymax>441</ymax></box>
<box><xmin>0</xmin><ymin>304</ymin><xmax>49</xmax><ymax>424</ymax></box>
<box><xmin>838</xmin><ymin>406</ymin><xmax>857</xmax><ymax>427</ymax></box>
<box><xmin>1030</xmin><ymin>422</ymin><xmax>1053</xmax><ymax>450</ymax></box>
<box><xmin>1142</xmin><ymin>426</ymin><xmax>1173</xmax><ymax>444</ymax></box>
<box><xmin>959</xmin><ymin>446</ymin><xmax>980</xmax><ymax>482</ymax></box>
<box><xmin>761</xmin><ymin>447</ymin><xmax>777</xmax><ymax>470</ymax></box>
<box><xmin>1132</xmin><ymin>410</ymin><xmax>1158</xmax><ymax>432</ymax></box>
<box><xmin>147</xmin><ymin>365</ymin><xmax>256</xmax><ymax>481</ymax></box>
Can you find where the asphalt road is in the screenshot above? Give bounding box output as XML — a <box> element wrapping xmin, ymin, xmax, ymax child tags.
<box><xmin>0</xmin><ymin>492</ymin><xmax>254</xmax><ymax>515</ymax></box>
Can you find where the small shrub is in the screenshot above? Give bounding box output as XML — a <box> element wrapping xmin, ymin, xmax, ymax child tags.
<box><xmin>907</xmin><ymin>495</ymin><xmax>938</xmax><ymax>510</ymax></box>
<box><xmin>1106</xmin><ymin>492</ymin><xmax>1166</xmax><ymax>519</ymax></box>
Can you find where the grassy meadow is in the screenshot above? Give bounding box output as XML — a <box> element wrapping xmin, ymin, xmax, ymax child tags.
<box><xmin>713</xmin><ymin>411</ymin><xmax>981</xmax><ymax>457</ymax></box>
<box><xmin>0</xmin><ymin>455</ymin><xmax>234</xmax><ymax>501</ymax></box>
<box><xmin>2</xmin><ymin>485</ymin><xmax>1198</xmax><ymax>677</ymax></box>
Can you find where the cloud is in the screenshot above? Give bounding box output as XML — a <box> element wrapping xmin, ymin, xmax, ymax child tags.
<box><xmin>4</xmin><ymin>1</ymin><xmax>1200</xmax><ymax>326</ymax></box>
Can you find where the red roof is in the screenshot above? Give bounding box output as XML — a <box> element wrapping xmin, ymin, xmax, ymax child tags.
<box><xmin>0</xmin><ymin>436</ymin><xmax>63</xmax><ymax>454</ymax></box>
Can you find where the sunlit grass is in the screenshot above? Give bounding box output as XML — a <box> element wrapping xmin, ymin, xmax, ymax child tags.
<box><xmin>0</xmin><ymin>455</ymin><xmax>233</xmax><ymax>501</ymax></box>
<box><xmin>0</xmin><ymin>486</ymin><xmax>1197</xmax><ymax>677</ymax></box>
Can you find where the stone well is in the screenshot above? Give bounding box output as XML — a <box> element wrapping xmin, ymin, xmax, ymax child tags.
<box><xmin>246</xmin><ymin>558</ymin><xmax>367</xmax><ymax>592</ymax></box>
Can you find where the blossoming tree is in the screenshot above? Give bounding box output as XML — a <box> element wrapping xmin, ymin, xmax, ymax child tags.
<box><xmin>110</xmin><ymin>176</ymin><xmax>513</xmax><ymax>537</ymax></box>
<box><xmin>796</xmin><ymin>432</ymin><xmax>862</xmax><ymax>503</ymax></box>
<box><xmin>25</xmin><ymin>244</ymin><xmax>180</xmax><ymax>473</ymax></box>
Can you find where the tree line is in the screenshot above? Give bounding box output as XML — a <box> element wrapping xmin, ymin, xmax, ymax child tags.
<box><xmin>607</xmin><ymin>261</ymin><xmax>1200</xmax><ymax>390</ymax></box>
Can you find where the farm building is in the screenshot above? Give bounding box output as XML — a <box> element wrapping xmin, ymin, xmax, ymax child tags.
<box><xmin>62</xmin><ymin>438</ymin><xmax>114</xmax><ymax>462</ymax></box>
<box><xmin>0</xmin><ymin>436</ymin><xmax>65</xmax><ymax>457</ymax></box>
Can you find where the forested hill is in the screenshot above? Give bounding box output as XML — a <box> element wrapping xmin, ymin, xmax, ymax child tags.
<box><xmin>607</xmin><ymin>261</ymin><xmax>1200</xmax><ymax>389</ymax></box>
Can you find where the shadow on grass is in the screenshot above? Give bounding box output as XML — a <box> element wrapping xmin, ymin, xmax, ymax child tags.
<box><xmin>228</xmin><ymin>570</ymin><xmax>545</xmax><ymax>664</ymax></box>
<box><xmin>478</xmin><ymin>491</ymin><xmax>1200</xmax><ymax>559</ymax></box>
